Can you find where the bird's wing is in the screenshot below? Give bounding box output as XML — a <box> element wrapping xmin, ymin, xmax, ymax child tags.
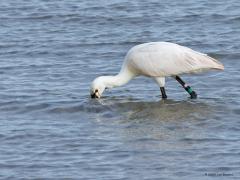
<box><xmin>127</xmin><ymin>43</ymin><xmax>224</xmax><ymax>77</ymax></box>
<box><xmin>175</xmin><ymin>45</ymin><xmax>224</xmax><ymax>75</ymax></box>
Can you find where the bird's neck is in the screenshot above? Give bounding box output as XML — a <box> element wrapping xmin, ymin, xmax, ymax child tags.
<box><xmin>101</xmin><ymin>69</ymin><xmax>135</xmax><ymax>88</ymax></box>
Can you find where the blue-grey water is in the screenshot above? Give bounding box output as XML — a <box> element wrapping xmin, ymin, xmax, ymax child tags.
<box><xmin>0</xmin><ymin>0</ymin><xmax>240</xmax><ymax>179</ymax></box>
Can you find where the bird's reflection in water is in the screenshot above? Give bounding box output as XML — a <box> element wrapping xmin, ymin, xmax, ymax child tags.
<box><xmin>104</xmin><ymin>98</ymin><xmax>216</xmax><ymax>152</ymax></box>
<box><xmin>97</xmin><ymin>96</ymin><xmax>214</xmax><ymax>123</ymax></box>
<box><xmin>89</xmin><ymin>96</ymin><xmax>218</xmax><ymax>152</ymax></box>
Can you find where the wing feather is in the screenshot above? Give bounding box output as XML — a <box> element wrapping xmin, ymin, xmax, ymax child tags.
<box><xmin>126</xmin><ymin>42</ymin><xmax>224</xmax><ymax>77</ymax></box>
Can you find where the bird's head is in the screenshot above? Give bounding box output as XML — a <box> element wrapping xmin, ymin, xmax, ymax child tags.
<box><xmin>90</xmin><ymin>77</ymin><xmax>106</xmax><ymax>98</ymax></box>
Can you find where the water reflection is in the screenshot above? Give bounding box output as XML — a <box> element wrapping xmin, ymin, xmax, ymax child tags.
<box><xmin>95</xmin><ymin>97</ymin><xmax>215</xmax><ymax>123</ymax></box>
<box><xmin>88</xmin><ymin>98</ymin><xmax>216</xmax><ymax>148</ymax></box>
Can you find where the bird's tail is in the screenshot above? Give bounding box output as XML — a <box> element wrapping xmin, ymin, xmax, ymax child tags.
<box><xmin>191</xmin><ymin>50</ymin><xmax>225</xmax><ymax>71</ymax></box>
<box><xmin>206</xmin><ymin>55</ymin><xmax>224</xmax><ymax>70</ymax></box>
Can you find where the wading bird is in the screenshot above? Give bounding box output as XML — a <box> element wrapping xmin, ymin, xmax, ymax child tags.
<box><xmin>90</xmin><ymin>42</ymin><xmax>224</xmax><ymax>99</ymax></box>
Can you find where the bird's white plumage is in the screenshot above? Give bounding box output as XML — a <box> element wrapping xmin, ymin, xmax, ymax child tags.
<box><xmin>90</xmin><ymin>42</ymin><xmax>224</xmax><ymax>98</ymax></box>
<box><xmin>124</xmin><ymin>42</ymin><xmax>224</xmax><ymax>77</ymax></box>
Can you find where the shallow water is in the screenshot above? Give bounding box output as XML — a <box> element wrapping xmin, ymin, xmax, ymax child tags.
<box><xmin>0</xmin><ymin>0</ymin><xmax>240</xmax><ymax>179</ymax></box>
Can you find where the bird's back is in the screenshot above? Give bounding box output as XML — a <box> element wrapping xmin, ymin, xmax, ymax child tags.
<box><xmin>124</xmin><ymin>42</ymin><xmax>224</xmax><ymax>77</ymax></box>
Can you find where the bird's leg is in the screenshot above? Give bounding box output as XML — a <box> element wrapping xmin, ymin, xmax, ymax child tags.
<box><xmin>160</xmin><ymin>87</ymin><xmax>167</xmax><ymax>99</ymax></box>
<box><xmin>175</xmin><ymin>75</ymin><xmax>197</xmax><ymax>99</ymax></box>
<box><xmin>154</xmin><ymin>77</ymin><xmax>167</xmax><ymax>99</ymax></box>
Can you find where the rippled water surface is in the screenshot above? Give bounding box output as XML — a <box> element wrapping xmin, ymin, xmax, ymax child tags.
<box><xmin>0</xmin><ymin>0</ymin><xmax>240</xmax><ymax>179</ymax></box>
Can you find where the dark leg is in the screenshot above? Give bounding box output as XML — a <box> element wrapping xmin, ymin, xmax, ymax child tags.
<box><xmin>160</xmin><ymin>87</ymin><xmax>167</xmax><ymax>99</ymax></box>
<box><xmin>175</xmin><ymin>76</ymin><xmax>197</xmax><ymax>99</ymax></box>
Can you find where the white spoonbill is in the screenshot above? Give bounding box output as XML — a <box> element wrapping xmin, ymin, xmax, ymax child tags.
<box><xmin>90</xmin><ymin>42</ymin><xmax>224</xmax><ymax>99</ymax></box>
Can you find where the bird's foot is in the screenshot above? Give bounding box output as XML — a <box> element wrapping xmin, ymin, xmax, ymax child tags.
<box><xmin>162</xmin><ymin>95</ymin><xmax>167</xmax><ymax>99</ymax></box>
<box><xmin>190</xmin><ymin>91</ymin><xmax>197</xmax><ymax>99</ymax></box>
